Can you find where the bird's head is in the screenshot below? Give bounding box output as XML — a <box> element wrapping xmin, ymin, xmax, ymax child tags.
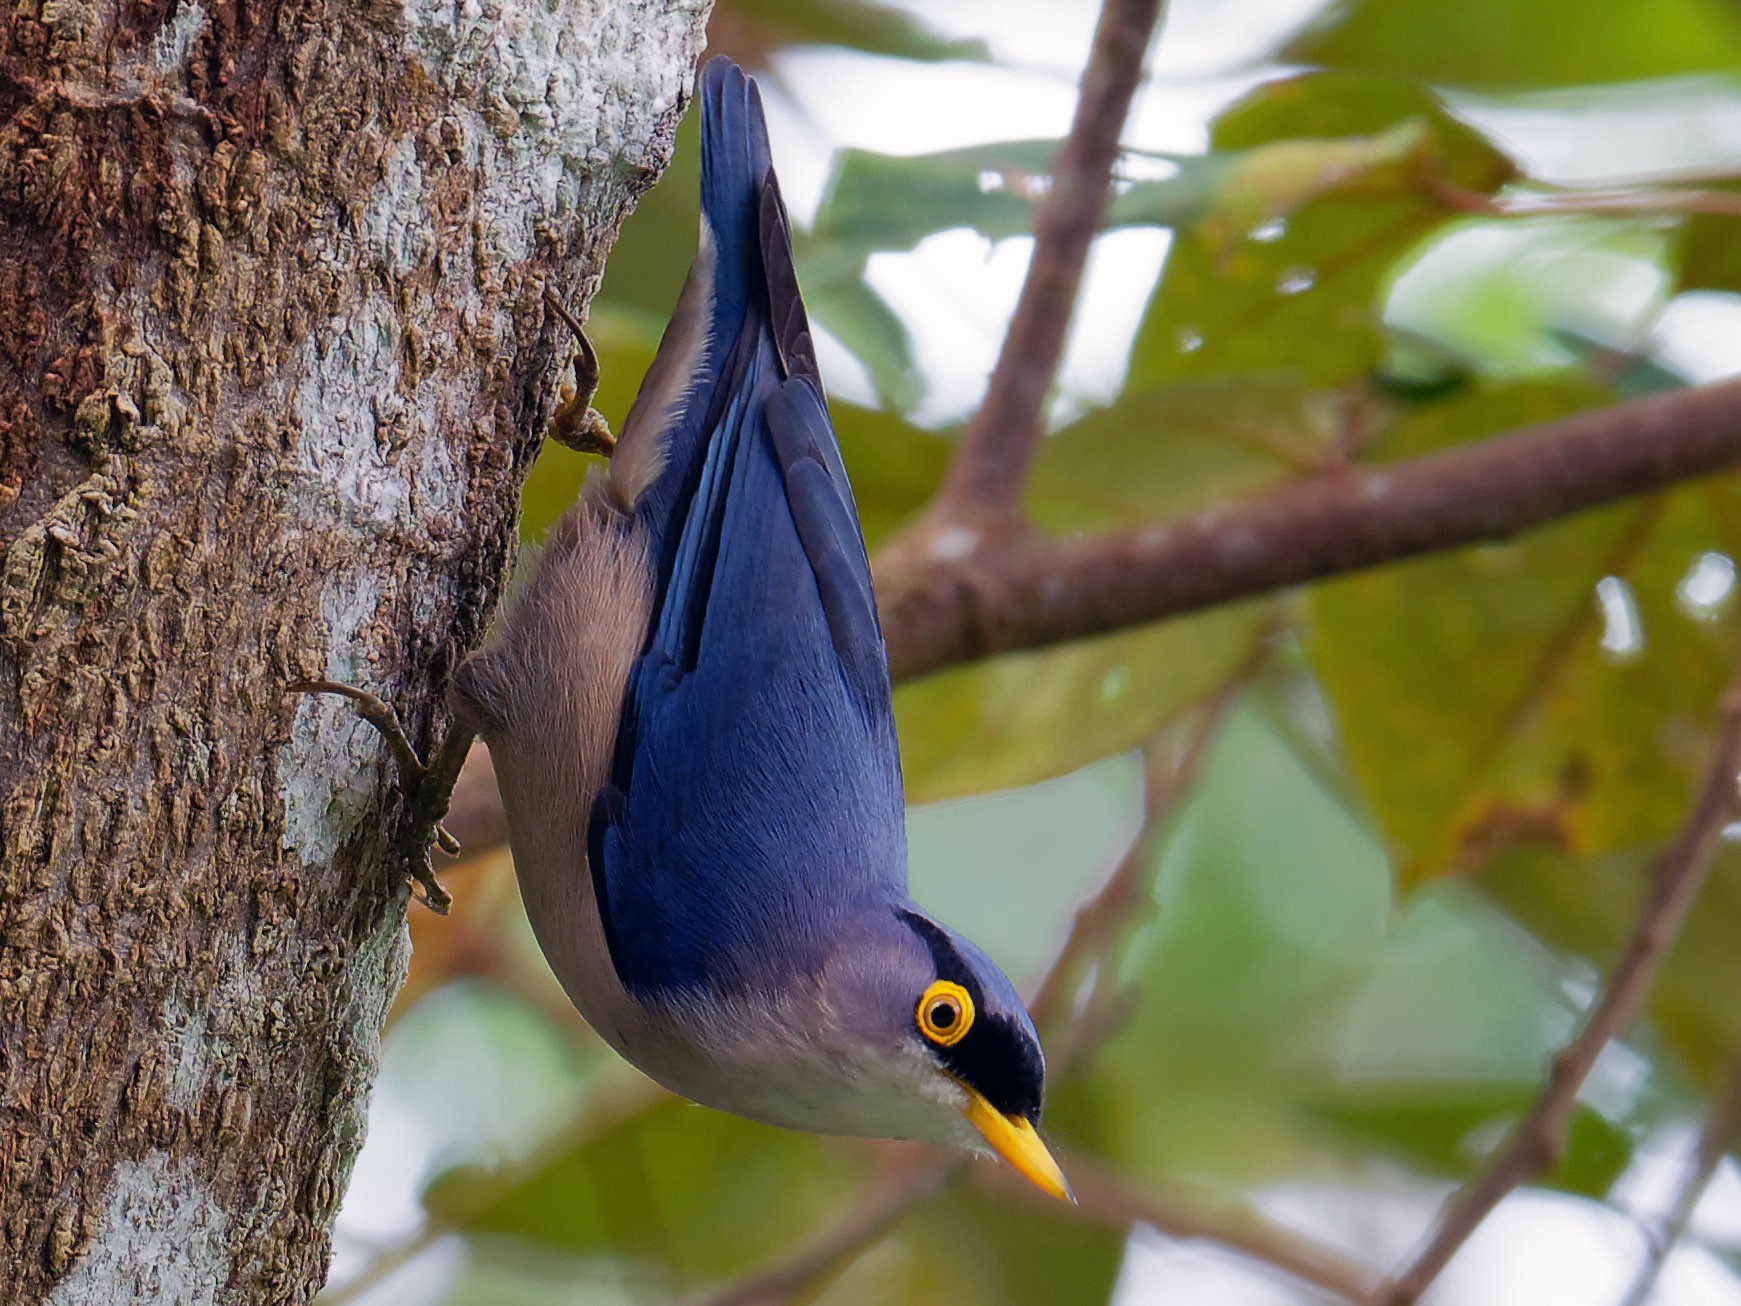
<box><xmin>745</xmin><ymin>904</ymin><xmax>1072</xmax><ymax>1203</ymax></box>
<box><xmin>893</xmin><ymin>908</ymin><xmax>1072</xmax><ymax>1201</ymax></box>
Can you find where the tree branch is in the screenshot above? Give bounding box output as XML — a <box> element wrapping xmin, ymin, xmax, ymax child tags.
<box><xmin>880</xmin><ymin>375</ymin><xmax>1741</xmax><ymax>682</ymax></box>
<box><xmin>924</xmin><ymin>0</ymin><xmax>1164</xmax><ymax>526</ymax></box>
<box><xmin>445</xmin><ymin>378</ymin><xmax>1741</xmax><ymax>872</ymax></box>
<box><xmin>1429</xmin><ymin>175</ymin><xmax>1741</xmax><ymax>219</ymax></box>
<box><xmin>1031</xmin><ymin>1153</ymin><xmax>1378</xmax><ymax>1304</ymax></box>
<box><xmin>1380</xmin><ymin>657</ymin><xmax>1741</xmax><ymax>1305</ymax></box>
<box><xmin>1617</xmin><ymin>1057</ymin><xmax>1741</xmax><ymax>1306</ymax></box>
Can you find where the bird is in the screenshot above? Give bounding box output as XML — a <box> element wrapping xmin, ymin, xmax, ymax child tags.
<box><xmin>315</xmin><ymin>54</ymin><xmax>1069</xmax><ymax>1203</ymax></box>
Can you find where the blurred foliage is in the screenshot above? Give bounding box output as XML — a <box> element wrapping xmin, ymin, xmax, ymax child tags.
<box><xmin>427</xmin><ymin>1099</ymin><xmax>870</xmax><ymax>1280</ymax></box>
<box><xmin>329</xmin><ymin>1</ymin><xmax>1741</xmax><ymax>1303</ymax></box>
<box><xmin>1284</xmin><ymin>0</ymin><xmax>1741</xmax><ymax>90</ymax></box>
<box><xmin>1127</xmin><ymin>72</ymin><xmax>1515</xmax><ymax>389</ymax></box>
<box><xmin>1677</xmin><ymin>181</ymin><xmax>1741</xmax><ymax>297</ymax></box>
<box><xmin>712</xmin><ymin>0</ymin><xmax>991</xmax><ymax>67</ymax></box>
<box><xmin>1312</xmin><ymin>388</ymin><xmax>1741</xmax><ymax>880</ymax></box>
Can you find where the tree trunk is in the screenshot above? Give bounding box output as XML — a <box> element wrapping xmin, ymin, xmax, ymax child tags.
<box><xmin>0</xmin><ymin>0</ymin><xmax>708</xmax><ymax>1300</ymax></box>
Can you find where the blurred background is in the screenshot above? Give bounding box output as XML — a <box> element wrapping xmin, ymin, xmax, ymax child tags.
<box><xmin>322</xmin><ymin>0</ymin><xmax>1741</xmax><ymax>1302</ymax></box>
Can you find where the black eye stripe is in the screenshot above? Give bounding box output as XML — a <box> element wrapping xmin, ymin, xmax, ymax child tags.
<box><xmin>944</xmin><ymin>1015</ymin><xmax>1041</xmax><ymax>1120</ymax></box>
<box><xmin>897</xmin><ymin>909</ymin><xmax>1045</xmax><ymax>1121</ymax></box>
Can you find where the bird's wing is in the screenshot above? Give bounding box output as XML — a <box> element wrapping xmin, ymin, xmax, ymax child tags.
<box><xmin>587</xmin><ymin>58</ymin><xmax>906</xmax><ymax>1000</ymax></box>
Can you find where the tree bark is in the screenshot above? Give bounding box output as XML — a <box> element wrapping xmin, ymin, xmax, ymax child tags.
<box><xmin>0</xmin><ymin>0</ymin><xmax>707</xmax><ymax>1301</ymax></box>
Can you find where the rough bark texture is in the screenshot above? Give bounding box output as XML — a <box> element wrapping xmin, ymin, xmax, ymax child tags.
<box><xmin>0</xmin><ymin>0</ymin><xmax>708</xmax><ymax>1301</ymax></box>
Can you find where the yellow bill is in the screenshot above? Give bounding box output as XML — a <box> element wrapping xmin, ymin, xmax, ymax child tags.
<box><xmin>962</xmin><ymin>1088</ymin><xmax>1075</xmax><ymax>1203</ymax></box>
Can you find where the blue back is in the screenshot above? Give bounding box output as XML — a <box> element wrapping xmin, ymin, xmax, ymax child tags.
<box><xmin>588</xmin><ymin>57</ymin><xmax>908</xmax><ymax>999</ymax></box>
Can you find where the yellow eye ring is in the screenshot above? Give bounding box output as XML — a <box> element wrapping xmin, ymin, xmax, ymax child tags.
<box><xmin>917</xmin><ymin>980</ymin><xmax>973</xmax><ymax>1046</ymax></box>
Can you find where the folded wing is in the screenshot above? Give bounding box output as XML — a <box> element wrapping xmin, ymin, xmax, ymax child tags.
<box><xmin>588</xmin><ymin>58</ymin><xmax>907</xmax><ymax>999</ymax></box>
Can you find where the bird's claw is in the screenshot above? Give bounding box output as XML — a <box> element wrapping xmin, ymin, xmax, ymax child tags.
<box><xmin>407</xmin><ymin>857</ymin><xmax>454</xmax><ymax>915</ymax></box>
<box><xmin>287</xmin><ymin>678</ymin><xmax>472</xmax><ymax>915</ymax></box>
<box><xmin>544</xmin><ymin>288</ymin><xmax>617</xmax><ymax>458</ymax></box>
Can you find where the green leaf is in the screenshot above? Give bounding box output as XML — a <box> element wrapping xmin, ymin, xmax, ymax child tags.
<box><xmin>1384</xmin><ymin>217</ymin><xmax>1675</xmax><ymax>380</ymax></box>
<box><xmin>727</xmin><ymin>0</ymin><xmax>991</xmax><ymax>64</ymax></box>
<box><xmin>426</xmin><ymin>1096</ymin><xmax>869</xmax><ymax>1287</ymax></box>
<box><xmin>1307</xmin><ymin>382</ymin><xmax>1741</xmax><ymax>879</ymax></box>
<box><xmin>810</xmin><ymin>140</ymin><xmax>1060</xmax><ymax>256</ymax></box>
<box><xmin>1363</xmin><ymin>375</ymin><xmax>1618</xmax><ymax>463</ymax></box>
<box><xmin>1028</xmin><ymin>374</ymin><xmax>1333</xmax><ymax>533</ymax></box>
<box><xmin>1480</xmin><ymin>841</ymin><xmax>1741</xmax><ymax>1093</ymax></box>
<box><xmin>1333</xmin><ymin>882</ymin><xmax>1579</xmax><ymax>1081</ymax></box>
<box><xmin>1044</xmin><ymin>703</ymin><xmax>1393</xmax><ymax>1180</ymax></box>
<box><xmin>1127</xmin><ymin>72</ymin><xmax>1513</xmax><ymax>389</ymax></box>
<box><xmin>804</xmin><ymin>104</ymin><xmax>1505</xmax><ymax>404</ymax></box>
<box><xmin>821</xmin><ymin>1182</ymin><xmax>1123</xmax><ymax>1306</ymax></box>
<box><xmin>895</xmin><ymin>603</ymin><xmax>1269</xmax><ymax>804</ymax></box>
<box><xmin>806</xmin><ymin>274</ymin><xmax>923</xmax><ymax>412</ymax></box>
<box><xmin>1308</xmin><ymin>1084</ymin><xmax>1632</xmax><ymax>1199</ymax></box>
<box><xmin>1042</xmin><ymin>702</ymin><xmax>1645</xmax><ymax>1202</ymax></box>
<box><xmin>1285</xmin><ymin>0</ymin><xmax>1741</xmax><ymax>90</ymax></box>
<box><xmin>895</xmin><ymin>373</ymin><xmax>1334</xmax><ymax>803</ymax></box>
<box><xmin>1674</xmin><ymin>181</ymin><xmax>1741</xmax><ymax>295</ymax></box>
<box><xmin>1325</xmin><ymin>881</ymin><xmax>1639</xmax><ymax>1200</ymax></box>
<box><xmin>812</xmin><ymin>122</ymin><xmax>1469</xmax><ymax>265</ymax></box>
<box><xmin>1124</xmin><ymin>119</ymin><xmax>1439</xmax><ymax>260</ymax></box>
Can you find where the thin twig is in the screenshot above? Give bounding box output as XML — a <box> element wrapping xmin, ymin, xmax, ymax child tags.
<box><xmin>683</xmin><ymin>1159</ymin><xmax>958</xmax><ymax>1306</ymax></box>
<box><xmin>1004</xmin><ymin>1151</ymin><xmax>1378</xmax><ymax>1304</ymax></box>
<box><xmin>1430</xmin><ymin>176</ymin><xmax>1741</xmax><ymax>219</ymax></box>
<box><xmin>1616</xmin><ymin>1057</ymin><xmax>1741</xmax><ymax>1306</ymax></box>
<box><xmin>1381</xmin><ymin>661</ymin><xmax>1741</xmax><ymax>1305</ymax></box>
<box><xmin>317</xmin><ymin>1226</ymin><xmax>441</xmax><ymax>1305</ymax></box>
<box><xmin>926</xmin><ymin>0</ymin><xmax>1165</xmax><ymax>526</ymax></box>
<box><xmin>1028</xmin><ymin>648</ymin><xmax>1261</xmax><ymax>1031</ymax></box>
<box><xmin>879</xmin><ymin>375</ymin><xmax>1741</xmax><ymax>681</ymax></box>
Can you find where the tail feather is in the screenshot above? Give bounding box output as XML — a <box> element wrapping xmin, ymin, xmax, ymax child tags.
<box><xmin>623</xmin><ymin>55</ymin><xmax>818</xmax><ymax>569</ymax></box>
<box><xmin>759</xmin><ymin>174</ymin><xmax>819</xmax><ymax>384</ymax></box>
<box><xmin>697</xmin><ymin>56</ymin><xmax>773</xmax><ymax>330</ymax></box>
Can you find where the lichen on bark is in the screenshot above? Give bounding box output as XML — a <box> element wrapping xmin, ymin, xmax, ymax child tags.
<box><xmin>0</xmin><ymin>0</ymin><xmax>710</xmax><ymax>1300</ymax></box>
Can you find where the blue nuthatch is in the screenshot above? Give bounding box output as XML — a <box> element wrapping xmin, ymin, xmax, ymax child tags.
<box><xmin>304</xmin><ymin>56</ymin><xmax>1068</xmax><ymax>1202</ymax></box>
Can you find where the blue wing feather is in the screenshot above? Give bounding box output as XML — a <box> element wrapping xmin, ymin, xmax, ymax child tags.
<box><xmin>590</xmin><ymin>57</ymin><xmax>907</xmax><ymax>999</ymax></box>
<box><xmin>766</xmin><ymin>378</ymin><xmax>887</xmax><ymax>719</ymax></box>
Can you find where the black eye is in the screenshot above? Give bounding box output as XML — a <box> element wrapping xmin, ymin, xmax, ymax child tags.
<box><xmin>917</xmin><ymin>980</ymin><xmax>973</xmax><ymax>1046</ymax></box>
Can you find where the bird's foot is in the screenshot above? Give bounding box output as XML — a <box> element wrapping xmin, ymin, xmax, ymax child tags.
<box><xmin>286</xmin><ymin>680</ymin><xmax>474</xmax><ymax>914</ymax></box>
<box><xmin>545</xmin><ymin>289</ymin><xmax>616</xmax><ymax>459</ymax></box>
